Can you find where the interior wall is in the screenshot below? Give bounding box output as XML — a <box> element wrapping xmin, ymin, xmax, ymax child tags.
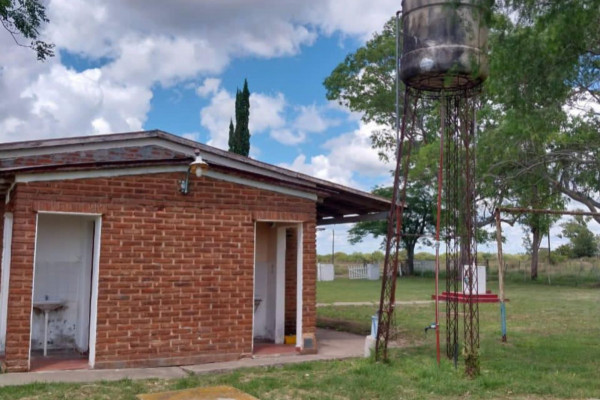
<box><xmin>284</xmin><ymin>228</ymin><xmax>297</xmax><ymax>336</ymax></box>
<box><xmin>32</xmin><ymin>214</ymin><xmax>94</xmax><ymax>352</ymax></box>
<box><xmin>253</xmin><ymin>223</ymin><xmax>277</xmax><ymax>340</ymax></box>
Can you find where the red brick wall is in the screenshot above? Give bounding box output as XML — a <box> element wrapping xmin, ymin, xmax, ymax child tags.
<box><xmin>4</xmin><ymin>172</ymin><xmax>316</xmax><ymax>371</ymax></box>
<box><xmin>302</xmin><ymin>221</ymin><xmax>317</xmax><ymax>336</ymax></box>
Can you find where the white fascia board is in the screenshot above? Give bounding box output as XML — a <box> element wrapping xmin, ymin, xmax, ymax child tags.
<box><xmin>15</xmin><ymin>166</ymin><xmax>317</xmax><ymax>202</ymax></box>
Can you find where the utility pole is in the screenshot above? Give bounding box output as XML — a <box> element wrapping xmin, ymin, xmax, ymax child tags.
<box><xmin>331</xmin><ymin>229</ymin><xmax>335</xmax><ymax>265</ymax></box>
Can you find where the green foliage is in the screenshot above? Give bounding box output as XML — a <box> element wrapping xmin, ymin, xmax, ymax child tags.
<box><xmin>552</xmin><ymin>244</ymin><xmax>572</xmax><ymax>261</ymax></box>
<box><xmin>484</xmin><ymin>0</ymin><xmax>600</xmax><ymax>223</ymax></box>
<box><xmin>0</xmin><ymin>0</ymin><xmax>54</xmax><ymax>60</ymax></box>
<box><xmin>227</xmin><ymin>119</ymin><xmax>235</xmax><ymax>153</ymax></box>
<box><xmin>324</xmin><ymin>4</ymin><xmax>600</xmax><ymax>273</ymax></box>
<box><xmin>9</xmin><ymin>280</ymin><xmax>599</xmax><ymax>399</ymax></box>
<box><xmin>228</xmin><ymin>79</ymin><xmax>251</xmax><ymax>156</ymax></box>
<box><xmin>559</xmin><ymin>214</ymin><xmax>599</xmax><ymax>258</ymax></box>
<box><xmin>348</xmin><ymin>184</ymin><xmax>435</xmax><ymax>275</ymax></box>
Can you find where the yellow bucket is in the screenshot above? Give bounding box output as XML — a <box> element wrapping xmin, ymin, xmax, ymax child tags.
<box><xmin>284</xmin><ymin>335</ymin><xmax>296</xmax><ymax>345</ymax></box>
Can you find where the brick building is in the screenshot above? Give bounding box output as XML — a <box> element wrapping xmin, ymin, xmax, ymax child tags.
<box><xmin>0</xmin><ymin>130</ymin><xmax>388</xmax><ymax>372</ymax></box>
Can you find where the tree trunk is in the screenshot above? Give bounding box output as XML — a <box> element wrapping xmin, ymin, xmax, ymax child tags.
<box><xmin>406</xmin><ymin>244</ymin><xmax>415</xmax><ymax>276</ymax></box>
<box><xmin>459</xmin><ymin>239</ymin><xmax>470</xmax><ymax>280</ymax></box>
<box><xmin>530</xmin><ymin>227</ymin><xmax>543</xmax><ymax>280</ymax></box>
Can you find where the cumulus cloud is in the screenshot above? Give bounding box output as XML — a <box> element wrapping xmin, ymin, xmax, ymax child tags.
<box><xmin>200</xmin><ymin>89</ymin><xmax>287</xmax><ymax>149</ymax></box>
<box><xmin>279</xmin><ymin>121</ymin><xmax>390</xmax><ymax>187</ymax></box>
<box><xmin>0</xmin><ymin>47</ymin><xmax>151</xmax><ymax>142</ymax></box>
<box><xmin>196</xmin><ymin>78</ymin><xmax>222</xmax><ymax>98</ymax></box>
<box><xmin>270</xmin><ymin>129</ymin><xmax>306</xmax><ymax>146</ymax></box>
<box><xmin>293</xmin><ymin>104</ymin><xmax>338</xmax><ymax>133</ymax></box>
<box><xmin>200</xmin><ymin>89</ymin><xmax>340</xmax><ymax>149</ymax></box>
<box><xmin>1</xmin><ymin>0</ymin><xmax>398</xmax><ymax>142</ymax></box>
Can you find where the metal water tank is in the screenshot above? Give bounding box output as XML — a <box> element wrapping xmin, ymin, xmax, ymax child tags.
<box><xmin>400</xmin><ymin>0</ymin><xmax>490</xmax><ymax>92</ymax></box>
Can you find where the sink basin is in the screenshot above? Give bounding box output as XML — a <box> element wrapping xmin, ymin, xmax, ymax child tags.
<box><xmin>33</xmin><ymin>301</ymin><xmax>65</xmax><ymax>312</ymax></box>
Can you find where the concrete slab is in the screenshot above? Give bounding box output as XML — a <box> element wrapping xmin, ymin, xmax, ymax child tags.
<box><xmin>137</xmin><ymin>385</ymin><xmax>257</xmax><ymax>400</ymax></box>
<box><xmin>0</xmin><ymin>329</ymin><xmax>364</xmax><ymax>388</ymax></box>
<box><xmin>0</xmin><ymin>366</ymin><xmax>188</xmax><ymax>387</ymax></box>
<box><xmin>182</xmin><ymin>329</ymin><xmax>364</xmax><ymax>375</ymax></box>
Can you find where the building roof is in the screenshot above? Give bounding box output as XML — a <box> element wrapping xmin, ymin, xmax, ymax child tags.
<box><xmin>0</xmin><ymin>130</ymin><xmax>390</xmax><ymax>225</ymax></box>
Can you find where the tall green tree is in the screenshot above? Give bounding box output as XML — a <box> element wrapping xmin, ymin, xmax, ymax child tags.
<box><xmin>325</xmin><ymin>3</ymin><xmax>600</xmax><ymax>279</ymax></box>
<box><xmin>1</xmin><ymin>0</ymin><xmax>54</xmax><ymax>60</ymax></box>
<box><xmin>238</xmin><ymin>79</ymin><xmax>251</xmax><ymax>156</ymax></box>
<box><xmin>228</xmin><ymin>79</ymin><xmax>251</xmax><ymax>156</ymax></box>
<box><xmin>480</xmin><ymin>0</ymin><xmax>600</xmax><ymax>277</ymax></box>
<box><xmin>348</xmin><ymin>185</ymin><xmax>435</xmax><ymax>275</ymax></box>
<box><xmin>560</xmin><ymin>215</ymin><xmax>599</xmax><ymax>258</ymax></box>
<box><xmin>227</xmin><ymin>118</ymin><xmax>235</xmax><ymax>153</ymax></box>
<box><xmin>485</xmin><ymin>0</ymin><xmax>600</xmax><ymax>222</ymax></box>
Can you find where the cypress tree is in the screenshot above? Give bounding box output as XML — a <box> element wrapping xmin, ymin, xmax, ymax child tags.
<box><xmin>228</xmin><ymin>80</ymin><xmax>251</xmax><ymax>156</ymax></box>
<box><xmin>227</xmin><ymin>118</ymin><xmax>235</xmax><ymax>152</ymax></box>
<box><xmin>239</xmin><ymin>79</ymin><xmax>251</xmax><ymax>156</ymax></box>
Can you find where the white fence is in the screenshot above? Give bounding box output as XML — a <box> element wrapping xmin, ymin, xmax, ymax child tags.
<box><xmin>317</xmin><ymin>263</ymin><xmax>335</xmax><ymax>281</ymax></box>
<box><xmin>414</xmin><ymin>260</ymin><xmax>435</xmax><ymax>275</ymax></box>
<box><xmin>348</xmin><ymin>264</ymin><xmax>380</xmax><ymax>280</ymax></box>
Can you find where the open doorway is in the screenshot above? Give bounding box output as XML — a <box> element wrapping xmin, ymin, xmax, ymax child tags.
<box><xmin>30</xmin><ymin>213</ymin><xmax>101</xmax><ymax>371</ymax></box>
<box><xmin>253</xmin><ymin>222</ymin><xmax>302</xmax><ymax>356</ymax></box>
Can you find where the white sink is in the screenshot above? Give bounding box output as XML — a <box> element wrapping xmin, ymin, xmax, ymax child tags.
<box><xmin>33</xmin><ymin>301</ymin><xmax>65</xmax><ymax>312</ymax></box>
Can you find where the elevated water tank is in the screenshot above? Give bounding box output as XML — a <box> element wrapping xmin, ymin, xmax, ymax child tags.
<box><xmin>400</xmin><ymin>0</ymin><xmax>490</xmax><ymax>92</ymax></box>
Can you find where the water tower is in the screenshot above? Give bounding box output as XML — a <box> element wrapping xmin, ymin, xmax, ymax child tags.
<box><xmin>375</xmin><ymin>0</ymin><xmax>491</xmax><ymax>377</ymax></box>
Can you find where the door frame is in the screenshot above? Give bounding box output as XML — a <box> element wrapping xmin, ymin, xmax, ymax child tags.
<box><xmin>0</xmin><ymin>212</ymin><xmax>14</xmax><ymax>354</ymax></box>
<box><xmin>29</xmin><ymin>211</ymin><xmax>102</xmax><ymax>369</ymax></box>
<box><xmin>252</xmin><ymin>221</ymin><xmax>303</xmax><ymax>351</ymax></box>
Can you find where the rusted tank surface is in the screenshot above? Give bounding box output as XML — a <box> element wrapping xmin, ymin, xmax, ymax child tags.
<box><xmin>400</xmin><ymin>0</ymin><xmax>490</xmax><ymax>92</ymax></box>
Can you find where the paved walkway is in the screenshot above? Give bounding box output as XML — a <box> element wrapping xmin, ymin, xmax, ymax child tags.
<box><xmin>317</xmin><ymin>300</ymin><xmax>433</xmax><ymax>307</ymax></box>
<box><xmin>0</xmin><ymin>329</ymin><xmax>365</xmax><ymax>387</ymax></box>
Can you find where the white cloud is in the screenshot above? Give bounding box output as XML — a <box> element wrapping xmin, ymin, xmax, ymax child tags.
<box><xmin>322</xmin><ymin>122</ymin><xmax>391</xmax><ymax>177</ymax></box>
<box><xmin>279</xmin><ymin>121</ymin><xmax>390</xmax><ymax>187</ymax></box>
<box><xmin>308</xmin><ymin>0</ymin><xmax>398</xmax><ymax>40</ymax></box>
<box><xmin>283</xmin><ymin>153</ymin><xmax>353</xmax><ymax>185</ymax></box>
<box><xmin>1</xmin><ymin>0</ymin><xmax>399</xmax><ymax>142</ymax></box>
<box><xmin>249</xmin><ymin>93</ymin><xmax>287</xmax><ymax>133</ymax></box>
<box><xmin>201</xmin><ymin>89</ymin><xmax>286</xmax><ymax>149</ymax></box>
<box><xmin>200</xmin><ymin>88</ymin><xmax>343</xmax><ymax>149</ymax></box>
<box><xmin>270</xmin><ymin>129</ymin><xmax>306</xmax><ymax>146</ymax></box>
<box><xmin>293</xmin><ymin>104</ymin><xmax>337</xmax><ymax>133</ymax></box>
<box><xmin>200</xmin><ymin>89</ymin><xmax>235</xmax><ymax>149</ymax></box>
<box><xmin>196</xmin><ymin>78</ymin><xmax>222</xmax><ymax>98</ymax></box>
<box><xmin>0</xmin><ymin>57</ymin><xmax>151</xmax><ymax>141</ymax></box>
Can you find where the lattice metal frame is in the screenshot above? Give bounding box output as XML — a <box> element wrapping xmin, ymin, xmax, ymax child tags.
<box><xmin>460</xmin><ymin>96</ymin><xmax>480</xmax><ymax>376</ymax></box>
<box><xmin>444</xmin><ymin>95</ymin><xmax>460</xmax><ymax>363</ymax></box>
<box><xmin>376</xmin><ymin>86</ymin><xmax>481</xmax><ymax>376</ymax></box>
<box><xmin>375</xmin><ymin>88</ymin><xmax>419</xmax><ymax>362</ymax></box>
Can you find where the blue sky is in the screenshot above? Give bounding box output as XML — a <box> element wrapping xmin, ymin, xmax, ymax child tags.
<box><xmin>1</xmin><ymin>0</ymin><xmax>596</xmax><ymax>256</ymax></box>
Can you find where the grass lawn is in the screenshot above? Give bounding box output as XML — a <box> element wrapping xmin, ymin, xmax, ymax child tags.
<box><xmin>316</xmin><ymin>276</ymin><xmax>434</xmax><ymax>304</ymax></box>
<box><xmin>1</xmin><ymin>278</ymin><xmax>598</xmax><ymax>399</ymax></box>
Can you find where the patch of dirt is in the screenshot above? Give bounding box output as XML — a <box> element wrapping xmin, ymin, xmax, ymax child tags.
<box><xmin>316</xmin><ymin>317</ymin><xmax>369</xmax><ymax>336</ymax></box>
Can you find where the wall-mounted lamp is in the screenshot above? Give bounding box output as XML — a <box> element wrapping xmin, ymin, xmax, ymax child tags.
<box><xmin>180</xmin><ymin>149</ymin><xmax>208</xmax><ymax>194</ymax></box>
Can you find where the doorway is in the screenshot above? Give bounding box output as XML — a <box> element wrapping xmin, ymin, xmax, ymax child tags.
<box><xmin>253</xmin><ymin>222</ymin><xmax>302</xmax><ymax>355</ymax></box>
<box><xmin>30</xmin><ymin>213</ymin><xmax>101</xmax><ymax>371</ymax></box>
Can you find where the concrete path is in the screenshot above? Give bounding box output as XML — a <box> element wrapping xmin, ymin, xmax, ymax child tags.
<box><xmin>317</xmin><ymin>300</ymin><xmax>433</xmax><ymax>307</ymax></box>
<box><xmin>0</xmin><ymin>329</ymin><xmax>365</xmax><ymax>387</ymax></box>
